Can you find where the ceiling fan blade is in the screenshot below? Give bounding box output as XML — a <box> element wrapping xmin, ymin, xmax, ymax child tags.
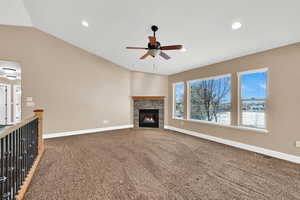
<box><xmin>159</xmin><ymin>51</ymin><xmax>171</xmax><ymax>60</ymax></box>
<box><xmin>140</xmin><ymin>52</ymin><xmax>150</xmax><ymax>59</ymax></box>
<box><xmin>126</xmin><ymin>47</ymin><xmax>148</xmax><ymax>50</ymax></box>
<box><xmin>148</xmin><ymin>36</ymin><xmax>157</xmax><ymax>46</ymax></box>
<box><xmin>160</xmin><ymin>45</ymin><xmax>183</xmax><ymax>50</ymax></box>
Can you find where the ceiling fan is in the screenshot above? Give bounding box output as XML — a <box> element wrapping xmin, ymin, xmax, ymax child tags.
<box><xmin>126</xmin><ymin>25</ymin><xmax>184</xmax><ymax>60</ymax></box>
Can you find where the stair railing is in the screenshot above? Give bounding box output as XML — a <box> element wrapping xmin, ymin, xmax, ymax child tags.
<box><xmin>0</xmin><ymin>109</ymin><xmax>44</xmax><ymax>200</ymax></box>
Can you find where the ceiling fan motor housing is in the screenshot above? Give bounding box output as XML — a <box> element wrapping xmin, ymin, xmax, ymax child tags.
<box><xmin>148</xmin><ymin>49</ymin><xmax>160</xmax><ymax>57</ymax></box>
<box><xmin>148</xmin><ymin>41</ymin><xmax>161</xmax><ymax>49</ymax></box>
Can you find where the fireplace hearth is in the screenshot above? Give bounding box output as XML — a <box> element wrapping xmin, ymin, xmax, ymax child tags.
<box><xmin>139</xmin><ymin>109</ymin><xmax>159</xmax><ymax>128</ymax></box>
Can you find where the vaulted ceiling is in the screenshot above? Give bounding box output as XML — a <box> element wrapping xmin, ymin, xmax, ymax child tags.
<box><xmin>4</xmin><ymin>0</ymin><xmax>300</xmax><ymax>74</ymax></box>
<box><xmin>0</xmin><ymin>0</ymin><xmax>31</xmax><ymax>26</ymax></box>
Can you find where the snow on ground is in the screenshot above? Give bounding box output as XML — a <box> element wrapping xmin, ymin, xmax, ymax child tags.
<box><xmin>216</xmin><ymin>112</ymin><xmax>265</xmax><ymax>128</ymax></box>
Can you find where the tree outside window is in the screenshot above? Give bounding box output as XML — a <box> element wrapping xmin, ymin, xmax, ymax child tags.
<box><xmin>189</xmin><ymin>75</ymin><xmax>231</xmax><ymax>125</ymax></box>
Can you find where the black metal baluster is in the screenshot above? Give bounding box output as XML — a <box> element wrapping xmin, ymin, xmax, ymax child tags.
<box><xmin>16</xmin><ymin>129</ymin><xmax>20</xmax><ymax>194</ymax></box>
<box><xmin>15</xmin><ymin>131</ymin><xmax>18</xmax><ymax>195</ymax></box>
<box><xmin>18</xmin><ymin>128</ymin><xmax>23</xmax><ymax>189</ymax></box>
<box><xmin>7</xmin><ymin>134</ymin><xmax>12</xmax><ymax>199</ymax></box>
<box><xmin>0</xmin><ymin>137</ymin><xmax>5</xmax><ymax>199</ymax></box>
<box><xmin>34</xmin><ymin>120</ymin><xmax>37</xmax><ymax>158</ymax></box>
<box><xmin>17</xmin><ymin>129</ymin><xmax>20</xmax><ymax>190</ymax></box>
<box><xmin>9</xmin><ymin>132</ymin><xmax>12</xmax><ymax>200</ymax></box>
<box><xmin>22</xmin><ymin>125</ymin><xmax>25</xmax><ymax>184</ymax></box>
<box><xmin>3</xmin><ymin>136</ymin><xmax>9</xmax><ymax>199</ymax></box>
<box><xmin>12</xmin><ymin>131</ymin><xmax>17</xmax><ymax>200</ymax></box>
<box><xmin>26</xmin><ymin>124</ymin><xmax>29</xmax><ymax>174</ymax></box>
<box><xmin>29</xmin><ymin>122</ymin><xmax>34</xmax><ymax>167</ymax></box>
<box><xmin>11</xmin><ymin>132</ymin><xmax>14</xmax><ymax>200</ymax></box>
<box><xmin>24</xmin><ymin>124</ymin><xmax>27</xmax><ymax>177</ymax></box>
<box><xmin>20</xmin><ymin>127</ymin><xmax>24</xmax><ymax>186</ymax></box>
<box><xmin>29</xmin><ymin>122</ymin><xmax>32</xmax><ymax>169</ymax></box>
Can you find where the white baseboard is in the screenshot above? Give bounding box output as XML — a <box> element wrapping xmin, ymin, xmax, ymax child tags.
<box><xmin>164</xmin><ymin>125</ymin><xmax>300</xmax><ymax>164</ymax></box>
<box><xmin>44</xmin><ymin>125</ymin><xmax>133</xmax><ymax>139</ymax></box>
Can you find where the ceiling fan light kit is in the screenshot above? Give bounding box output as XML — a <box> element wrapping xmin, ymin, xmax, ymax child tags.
<box><xmin>126</xmin><ymin>25</ymin><xmax>184</xmax><ymax>60</ymax></box>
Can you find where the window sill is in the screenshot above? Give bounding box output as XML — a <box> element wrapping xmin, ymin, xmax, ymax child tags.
<box><xmin>173</xmin><ymin>117</ymin><xmax>184</xmax><ymax>120</ymax></box>
<box><xmin>171</xmin><ymin>118</ymin><xmax>269</xmax><ymax>134</ymax></box>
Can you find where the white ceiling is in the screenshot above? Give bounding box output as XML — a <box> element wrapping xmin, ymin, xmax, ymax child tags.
<box><xmin>0</xmin><ymin>0</ymin><xmax>32</xmax><ymax>26</ymax></box>
<box><xmin>21</xmin><ymin>0</ymin><xmax>300</xmax><ymax>74</ymax></box>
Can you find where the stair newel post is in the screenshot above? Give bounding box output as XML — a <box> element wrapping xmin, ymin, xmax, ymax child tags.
<box><xmin>34</xmin><ymin>109</ymin><xmax>44</xmax><ymax>153</ymax></box>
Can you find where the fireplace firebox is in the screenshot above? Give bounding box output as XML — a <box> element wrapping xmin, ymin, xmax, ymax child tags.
<box><xmin>139</xmin><ymin>109</ymin><xmax>159</xmax><ymax>128</ymax></box>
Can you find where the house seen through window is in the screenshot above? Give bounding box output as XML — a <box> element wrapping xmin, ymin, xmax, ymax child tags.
<box><xmin>239</xmin><ymin>69</ymin><xmax>268</xmax><ymax>129</ymax></box>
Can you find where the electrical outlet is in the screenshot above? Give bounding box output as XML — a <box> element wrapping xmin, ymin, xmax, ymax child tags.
<box><xmin>26</xmin><ymin>97</ymin><xmax>33</xmax><ymax>101</ymax></box>
<box><xmin>103</xmin><ymin>120</ymin><xmax>109</xmax><ymax>124</ymax></box>
<box><xmin>296</xmin><ymin>141</ymin><xmax>300</xmax><ymax>148</ymax></box>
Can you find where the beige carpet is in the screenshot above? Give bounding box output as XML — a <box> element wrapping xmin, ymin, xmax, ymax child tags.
<box><xmin>25</xmin><ymin>129</ymin><xmax>300</xmax><ymax>200</ymax></box>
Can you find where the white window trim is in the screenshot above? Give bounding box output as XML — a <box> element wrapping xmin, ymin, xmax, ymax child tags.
<box><xmin>237</xmin><ymin>68</ymin><xmax>268</xmax><ymax>130</ymax></box>
<box><xmin>13</xmin><ymin>84</ymin><xmax>21</xmax><ymax>123</ymax></box>
<box><xmin>172</xmin><ymin>82</ymin><xmax>185</xmax><ymax>119</ymax></box>
<box><xmin>187</xmin><ymin>74</ymin><xmax>232</xmax><ymax>125</ymax></box>
<box><xmin>188</xmin><ymin>73</ymin><xmax>231</xmax><ymax>84</ymax></box>
<box><xmin>0</xmin><ymin>83</ymin><xmax>11</xmax><ymax>125</ymax></box>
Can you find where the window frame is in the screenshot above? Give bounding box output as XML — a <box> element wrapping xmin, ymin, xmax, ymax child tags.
<box><xmin>0</xmin><ymin>83</ymin><xmax>12</xmax><ymax>125</ymax></box>
<box><xmin>237</xmin><ymin>68</ymin><xmax>268</xmax><ymax>129</ymax></box>
<box><xmin>173</xmin><ymin>81</ymin><xmax>185</xmax><ymax>119</ymax></box>
<box><xmin>187</xmin><ymin>74</ymin><xmax>232</xmax><ymax>125</ymax></box>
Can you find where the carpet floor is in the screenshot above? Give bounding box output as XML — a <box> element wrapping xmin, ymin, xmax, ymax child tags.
<box><xmin>25</xmin><ymin>129</ymin><xmax>300</xmax><ymax>200</ymax></box>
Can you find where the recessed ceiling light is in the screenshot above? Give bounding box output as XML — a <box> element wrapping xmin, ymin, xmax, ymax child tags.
<box><xmin>81</xmin><ymin>20</ymin><xmax>89</xmax><ymax>27</ymax></box>
<box><xmin>1</xmin><ymin>67</ymin><xmax>17</xmax><ymax>73</ymax></box>
<box><xmin>6</xmin><ymin>75</ymin><xmax>17</xmax><ymax>80</ymax></box>
<box><xmin>232</xmin><ymin>22</ymin><xmax>242</xmax><ymax>30</ymax></box>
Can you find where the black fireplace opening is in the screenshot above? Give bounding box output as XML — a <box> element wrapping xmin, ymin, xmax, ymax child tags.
<box><xmin>139</xmin><ymin>109</ymin><xmax>159</xmax><ymax>128</ymax></box>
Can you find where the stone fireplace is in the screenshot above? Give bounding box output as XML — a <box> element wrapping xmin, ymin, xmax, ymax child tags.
<box><xmin>132</xmin><ymin>96</ymin><xmax>164</xmax><ymax>128</ymax></box>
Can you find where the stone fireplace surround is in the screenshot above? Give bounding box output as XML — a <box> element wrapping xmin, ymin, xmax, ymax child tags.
<box><xmin>132</xmin><ymin>96</ymin><xmax>164</xmax><ymax>128</ymax></box>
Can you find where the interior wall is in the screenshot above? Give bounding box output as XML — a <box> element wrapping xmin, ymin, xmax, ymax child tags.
<box><xmin>168</xmin><ymin>42</ymin><xmax>300</xmax><ymax>156</ymax></box>
<box><xmin>0</xmin><ymin>25</ymin><xmax>131</xmax><ymax>134</ymax></box>
<box><xmin>130</xmin><ymin>71</ymin><xmax>168</xmax><ymax>125</ymax></box>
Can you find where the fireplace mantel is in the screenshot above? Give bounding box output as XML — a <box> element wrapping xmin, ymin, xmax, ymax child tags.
<box><xmin>132</xmin><ymin>96</ymin><xmax>165</xmax><ymax>101</ymax></box>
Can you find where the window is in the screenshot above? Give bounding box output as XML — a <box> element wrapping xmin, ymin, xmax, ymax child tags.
<box><xmin>188</xmin><ymin>75</ymin><xmax>231</xmax><ymax>125</ymax></box>
<box><xmin>0</xmin><ymin>83</ymin><xmax>11</xmax><ymax>125</ymax></box>
<box><xmin>239</xmin><ymin>69</ymin><xmax>268</xmax><ymax>129</ymax></box>
<box><xmin>173</xmin><ymin>82</ymin><xmax>184</xmax><ymax>119</ymax></box>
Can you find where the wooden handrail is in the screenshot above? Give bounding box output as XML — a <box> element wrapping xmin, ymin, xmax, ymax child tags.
<box><xmin>0</xmin><ymin>115</ymin><xmax>39</xmax><ymax>139</ymax></box>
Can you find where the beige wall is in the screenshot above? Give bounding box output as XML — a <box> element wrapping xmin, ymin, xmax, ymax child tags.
<box><xmin>130</xmin><ymin>71</ymin><xmax>168</xmax><ymax>96</ymax></box>
<box><xmin>130</xmin><ymin>71</ymin><xmax>168</xmax><ymax>124</ymax></box>
<box><xmin>168</xmin><ymin>42</ymin><xmax>300</xmax><ymax>156</ymax></box>
<box><xmin>0</xmin><ymin>25</ymin><xmax>131</xmax><ymax>134</ymax></box>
